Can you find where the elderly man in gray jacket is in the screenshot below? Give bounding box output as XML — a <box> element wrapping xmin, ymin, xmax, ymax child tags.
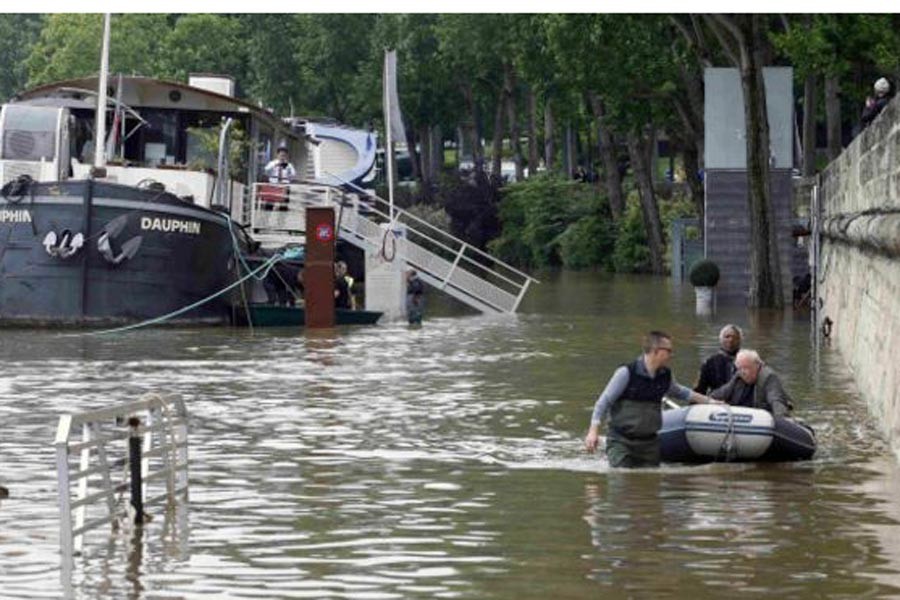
<box><xmin>710</xmin><ymin>349</ymin><xmax>794</xmax><ymax>417</ymax></box>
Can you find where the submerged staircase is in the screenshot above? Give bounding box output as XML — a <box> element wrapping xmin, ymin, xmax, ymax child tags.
<box><xmin>245</xmin><ymin>181</ymin><xmax>537</xmax><ymax>314</ymax></box>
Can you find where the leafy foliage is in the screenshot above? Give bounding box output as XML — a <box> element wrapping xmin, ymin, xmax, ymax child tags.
<box><xmin>490</xmin><ymin>174</ymin><xmax>613</xmax><ymax>269</ymax></box>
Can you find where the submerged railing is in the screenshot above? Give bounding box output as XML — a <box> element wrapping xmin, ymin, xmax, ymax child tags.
<box><xmin>55</xmin><ymin>393</ymin><xmax>188</xmax><ymax>565</ymax></box>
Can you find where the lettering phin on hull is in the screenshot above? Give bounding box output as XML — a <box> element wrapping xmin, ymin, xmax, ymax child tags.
<box><xmin>140</xmin><ymin>216</ymin><xmax>201</xmax><ymax>235</ymax></box>
<box><xmin>0</xmin><ymin>209</ymin><xmax>33</xmax><ymax>224</ymax></box>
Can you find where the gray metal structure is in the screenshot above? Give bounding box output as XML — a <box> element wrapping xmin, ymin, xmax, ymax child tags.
<box><xmin>703</xmin><ymin>67</ymin><xmax>805</xmax><ymax>303</ymax></box>
<box><xmin>705</xmin><ymin>67</ymin><xmax>794</xmax><ymax>170</ymax></box>
<box><xmin>670</xmin><ymin>218</ymin><xmax>703</xmax><ymax>283</ymax></box>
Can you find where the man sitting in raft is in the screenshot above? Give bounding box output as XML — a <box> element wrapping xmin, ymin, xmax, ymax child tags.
<box><xmin>710</xmin><ymin>349</ymin><xmax>794</xmax><ymax>417</ymax></box>
<box><xmin>584</xmin><ymin>331</ymin><xmax>716</xmax><ymax>468</ymax></box>
<box><xmin>694</xmin><ymin>324</ymin><xmax>743</xmax><ymax>394</ymax></box>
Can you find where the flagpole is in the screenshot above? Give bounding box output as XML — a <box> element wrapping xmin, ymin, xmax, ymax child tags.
<box><xmin>383</xmin><ymin>50</ymin><xmax>395</xmax><ymax>222</ymax></box>
<box><xmin>94</xmin><ymin>13</ymin><xmax>111</xmax><ymax>170</ymax></box>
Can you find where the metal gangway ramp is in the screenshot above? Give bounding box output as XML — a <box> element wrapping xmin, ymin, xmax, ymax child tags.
<box><xmin>247</xmin><ymin>181</ymin><xmax>538</xmax><ymax>314</ymax></box>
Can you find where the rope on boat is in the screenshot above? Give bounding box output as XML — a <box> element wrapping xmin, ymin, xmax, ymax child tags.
<box><xmin>719</xmin><ymin>403</ymin><xmax>737</xmax><ymax>462</ymax></box>
<box><xmin>81</xmin><ymin>253</ymin><xmax>285</xmax><ymax>336</ymax></box>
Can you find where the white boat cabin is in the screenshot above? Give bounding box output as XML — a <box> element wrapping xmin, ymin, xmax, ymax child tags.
<box><xmin>1</xmin><ymin>75</ymin><xmax>319</xmax><ymax>221</ymax></box>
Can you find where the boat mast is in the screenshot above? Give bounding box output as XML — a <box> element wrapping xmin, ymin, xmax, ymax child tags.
<box><xmin>94</xmin><ymin>13</ymin><xmax>111</xmax><ymax>170</ymax></box>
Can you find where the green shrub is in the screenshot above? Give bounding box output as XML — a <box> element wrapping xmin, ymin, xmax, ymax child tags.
<box><xmin>612</xmin><ymin>192</ymin><xmax>651</xmax><ymax>273</ymax></box>
<box><xmin>489</xmin><ymin>174</ymin><xmax>612</xmax><ymax>269</ymax></box>
<box><xmin>557</xmin><ymin>215</ymin><xmax>616</xmax><ymax>270</ymax></box>
<box><xmin>689</xmin><ymin>259</ymin><xmax>720</xmax><ymax>287</ymax></box>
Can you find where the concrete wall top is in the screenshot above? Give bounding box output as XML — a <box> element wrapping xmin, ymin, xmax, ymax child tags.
<box><xmin>821</xmin><ymin>93</ymin><xmax>900</xmax><ymax>216</ymax></box>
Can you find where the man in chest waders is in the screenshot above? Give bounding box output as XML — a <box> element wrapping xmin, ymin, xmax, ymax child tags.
<box><xmin>584</xmin><ymin>331</ymin><xmax>715</xmax><ymax>468</ymax></box>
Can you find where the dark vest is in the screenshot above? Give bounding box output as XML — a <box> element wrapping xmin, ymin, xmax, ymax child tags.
<box><xmin>609</xmin><ymin>359</ymin><xmax>672</xmax><ymax>440</ymax></box>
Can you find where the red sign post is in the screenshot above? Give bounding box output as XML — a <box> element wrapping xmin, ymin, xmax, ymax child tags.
<box><xmin>305</xmin><ymin>207</ymin><xmax>335</xmax><ymax>328</ymax></box>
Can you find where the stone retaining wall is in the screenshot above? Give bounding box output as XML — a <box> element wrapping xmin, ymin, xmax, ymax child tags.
<box><xmin>819</xmin><ymin>93</ymin><xmax>900</xmax><ymax>455</ymax></box>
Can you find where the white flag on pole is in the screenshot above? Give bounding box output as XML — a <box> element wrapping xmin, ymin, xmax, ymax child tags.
<box><xmin>383</xmin><ymin>49</ymin><xmax>406</xmax><ymax>143</ymax></box>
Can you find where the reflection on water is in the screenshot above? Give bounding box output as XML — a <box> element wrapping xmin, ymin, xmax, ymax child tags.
<box><xmin>1</xmin><ymin>272</ymin><xmax>899</xmax><ymax>598</ymax></box>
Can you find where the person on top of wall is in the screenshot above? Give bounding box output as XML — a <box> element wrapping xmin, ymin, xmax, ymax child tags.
<box><xmin>860</xmin><ymin>77</ymin><xmax>893</xmax><ymax>130</ymax></box>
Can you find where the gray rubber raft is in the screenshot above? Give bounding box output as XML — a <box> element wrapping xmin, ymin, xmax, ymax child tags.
<box><xmin>659</xmin><ymin>404</ymin><xmax>816</xmax><ymax>463</ymax></box>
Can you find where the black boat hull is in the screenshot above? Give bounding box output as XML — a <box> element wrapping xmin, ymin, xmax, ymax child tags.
<box><xmin>232</xmin><ymin>303</ymin><xmax>382</xmax><ymax>327</ymax></box>
<box><xmin>0</xmin><ymin>180</ymin><xmax>238</xmax><ymax>326</ymax></box>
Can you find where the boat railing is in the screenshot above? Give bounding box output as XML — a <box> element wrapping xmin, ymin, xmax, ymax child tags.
<box><xmin>55</xmin><ymin>393</ymin><xmax>188</xmax><ymax>566</ymax></box>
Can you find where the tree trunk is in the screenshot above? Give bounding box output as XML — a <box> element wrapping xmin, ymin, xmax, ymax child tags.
<box><xmin>802</xmin><ymin>73</ymin><xmax>817</xmax><ymax>177</ymax></box>
<box><xmin>527</xmin><ymin>87</ymin><xmax>539</xmax><ymax>177</ymax></box>
<box><xmin>564</xmin><ymin>123</ymin><xmax>575</xmax><ymax>178</ymax></box>
<box><xmin>682</xmin><ymin>139</ymin><xmax>704</xmax><ymax>231</ymax></box>
<box><xmin>404</xmin><ymin>126</ymin><xmax>421</xmax><ymax>183</ymax></box>
<box><xmin>418</xmin><ymin>124</ymin><xmax>431</xmax><ymax>186</ymax></box>
<box><xmin>626</xmin><ymin>130</ymin><xmax>666</xmax><ymax>275</ymax></box>
<box><xmin>432</xmin><ymin>124</ymin><xmax>444</xmax><ymax>175</ymax></box>
<box><xmin>491</xmin><ymin>86</ymin><xmax>505</xmax><ymax>180</ymax></box>
<box><xmin>505</xmin><ymin>68</ymin><xmax>524</xmax><ymax>182</ymax></box>
<box><xmin>824</xmin><ymin>75</ymin><xmax>841</xmax><ymax>161</ymax></box>
<box><xmin>460</xmin><ymin>82</ymin><xmax>483</xmax><ymax>173</ymax></box>
<box><xmin>588</xmin><ymin>92</ymin><xmax>625</xmax><ymax>219</ymax></box>
<box><xmin>543</xmin><ymin>96</ymin><xmax>555</xmax><ymax>172</ymax></box>
<box><xmin>740</xmin><ymin>15</ymin><xmax>783</xmax><ymax>307</ymax></box>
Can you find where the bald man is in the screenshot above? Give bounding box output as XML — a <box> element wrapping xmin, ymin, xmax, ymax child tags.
<box><xmin>709</xmin><ymin>349</ymin><xmax>794</xmax><ymax>417</ymax></box>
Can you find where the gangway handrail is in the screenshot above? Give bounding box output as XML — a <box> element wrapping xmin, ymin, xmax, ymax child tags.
<box><xmin>258</xmin><ymin>184</ymin><xmax>526</xmax><ymax>295</ymax></box>
<box><xmin>56</xmin><ymin>393</ymin><xmax>188</xmax><ymax>566</ymax></box>
<box><xmin>249</xmin><ymin>181</ymin><xmax>536</xmax><ymax>292</ymax></box>
<box><xmin>310</xmin><ymin>190</ymin><xmax>524</xmax><ymax>290</ymax></box>
<box><xmin>322</xmin><ymin>170</ymin><xmax>540</xmax><ymax>285</ymax></box>
<box><xmin>247</xmin><ymin>178</ymin><xmax>539</xmax><ymax>313</ymax></box>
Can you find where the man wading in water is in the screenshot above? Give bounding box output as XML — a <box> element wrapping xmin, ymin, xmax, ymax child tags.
<box><xmin>584</xmin><ymin>331</ymin><xmax>716</xmax><ymax>468</ymax></box>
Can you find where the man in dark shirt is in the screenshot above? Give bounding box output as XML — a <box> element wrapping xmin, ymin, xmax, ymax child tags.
<box><xmin>861</xmin><ymin>77</ymin><xmax>892</xmax><ymax>129</ymax></box>
<box><xmin>694</xmin><ymin>324</ymin><xmax>742</xmax><ymax>394</ymax></box>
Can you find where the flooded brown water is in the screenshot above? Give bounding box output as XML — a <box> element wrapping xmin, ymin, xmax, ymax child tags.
<box><xmin>1</xmin><ymin>271</ymin><xmax>899</xmax><ymax>599</ymax></box>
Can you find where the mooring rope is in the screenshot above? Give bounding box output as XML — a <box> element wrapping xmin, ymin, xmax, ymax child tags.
<box><xmin>81</xmin><ymin>253</ymin><xmax>285</xmax><ymax>336</ymax></box>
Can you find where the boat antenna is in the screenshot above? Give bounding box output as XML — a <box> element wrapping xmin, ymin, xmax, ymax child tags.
<box><xmin>94</xmin><ymin>13</ymin><xmax>111</xmax><ymax>172</ymax></box>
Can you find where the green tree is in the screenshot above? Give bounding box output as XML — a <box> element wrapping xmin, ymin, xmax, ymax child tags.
<box><xmin>159</xmin><ymin>15</ymin><xmax>248</xmax><ymax>85</ymax></box>
<box><xmin>27</xmin><ymin>14</ymin><xmax>170</xmax><ymax>86</ymax></box>
<box><xmin>0</xmin><ymin>14</ymin><xmax>44</xmax><ymax>100</ymax></box>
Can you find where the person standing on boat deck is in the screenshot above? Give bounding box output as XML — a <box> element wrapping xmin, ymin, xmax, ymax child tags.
<box><xmin>710</xmin><ymin>349</ymin><xmax>794</xmax><ymax>417</ymax></box>
<box><xmin>584</xmin><ymin>331</ymin><xmax>715</xmax><ymax>468</ymax></box>
<box><xmin>264</xmin><ymin>145</ymin><xmax>297</xmax><ymax>183</ymax></box>
<box><xmin>694</xmin><ymin>324</ymin><xmax>743</xmax><ymax>394</ymax></box>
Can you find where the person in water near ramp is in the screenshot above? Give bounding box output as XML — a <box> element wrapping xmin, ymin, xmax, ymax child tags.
<box><xmin>584</xmin><ymin>331</ymin><xmax>716</xmax><ymax>468</ymax></box>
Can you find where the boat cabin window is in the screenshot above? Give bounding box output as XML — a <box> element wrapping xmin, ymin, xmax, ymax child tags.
<box><xmin>1</xmin><ymin>105</ymin><xmax>57</xmax><ymax>162</ymax></box>
<box><xmin>139</xmin><ymin>110</ymin><xmax>178</xmax><ymax>166</ymax></box>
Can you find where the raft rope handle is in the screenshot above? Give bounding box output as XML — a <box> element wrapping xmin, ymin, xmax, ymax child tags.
<box><xmin>719</xmin><ymin>403</ymin><xmax>737</xmax><ymax>461</ymax></box>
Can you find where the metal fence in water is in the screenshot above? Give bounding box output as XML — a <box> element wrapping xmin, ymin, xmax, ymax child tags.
<box><xmin>55</xmin><ymin>393</ymin><xmax>188</xmax><ymax>567</ymax></box>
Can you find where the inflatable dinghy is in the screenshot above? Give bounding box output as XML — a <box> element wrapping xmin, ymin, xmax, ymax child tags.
<box><xmin>659</xmin><ymin>404</ymin><xmax>816</xmax><ymax>463</ymax></box>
